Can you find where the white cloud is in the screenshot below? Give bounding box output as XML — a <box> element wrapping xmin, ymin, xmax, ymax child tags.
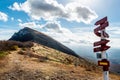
<box><xmin>28</xmin><ymin>0</ymin><xmax>67</xmax><ymax>20</ymax></box>
<box><xmin>18</xmin><ymin>21</ymin><xmax>77</xmax><ymax>43</ymax></box>
<box><xmin>9</xmin><ymin>0</ymin><xmax>98</xmax><ymax>24</ymax></box>
<box><xmin>17</xmin><ymin>19</ymin><xmax>22</xmax><ymax>22</ymax></box>
<box><xmin>108</xmin><ymin>26</ymin><xmax>120</xmax><ymax>36</ymax></box>
<box><xmin>0</xmin><ymin>11</ymin><xmax>8</xmax><ymax>22</ymax></box>
<box><xmin>11</xmin><ymin>17</ymin><xmax>14</xmax><ymax>21</ymax></box>
<box><xmin>0</xmin><ymin>29</ymin><xmax>17</xmax><ymax>40</ymax></box>
<box><xmin>109</xmin><ymin>38</ymin><xmax>120</xmax><ymax>48</ymax></box>
<box><xmin>17</xmin><ymin>20</ymin><xmax>91</xmax><ymax>45</ymax></box>
<box><xmin>72</xmin><ymin>27</ymin><xmax>99</xmax><ymax>45</ymax></box>
<box><xmin>18</xmin><ymin>21</ymin><xmax>120</xmax><ymax>48</ymax></box>
<box><xmin>42</xmin><ymin>21</ymin><xmax>90</xmax><ymax>45</ymax></box>
<box><xmin>69</xmin><ymin>0</ymin><xmax>99</xmax><ymax>6</ymax></box>
<box><xmin>8</xmin><ymin>2</ymin><xmax>30</xmax><ymax>13</ymax></box>
<box><xmin>8</xmin><ymin>2</ymin><xmax>21</xmax><ymax>11</ymax></box>
<box><xmin>19</xmin><ymin>22</ymin><xmax>41</xmax><ymax>28</ymax></box>
<box><xmin>8</xmin><ymin>0</ymin><xmax>98</xmax><ymax>45</ymax></box>
<box><xmin>72</xmin><ymin>26</ymin><xmax>120</xmax><ymax>48</ymax></box>
<box><xmin>43</xmin><ymin>21</ymin><xmax>63</xmax><ymax>33</ymax></box>
<box><xmin>65</xmin><ymin>2</ymin><xmax>98</xmax><ymax>23</ymax></box>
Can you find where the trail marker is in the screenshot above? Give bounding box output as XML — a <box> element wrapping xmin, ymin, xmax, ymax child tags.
<box><xmin>93</xmin><ymin>17</ymin><xmax>110</xmax><ymax>80</ymax></box>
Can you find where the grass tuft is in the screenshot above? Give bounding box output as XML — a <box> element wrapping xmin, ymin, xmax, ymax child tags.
<box><xmin>0</xmin><ymin>51</ymin><xmax>8</xmax><ymax>59</ymax></box>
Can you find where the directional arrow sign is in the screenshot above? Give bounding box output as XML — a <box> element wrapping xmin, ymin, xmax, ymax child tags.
<box><xmin>94</xmin><ymin>21</ymin><xmax>109</xmax><ymax>38</ymax></box>
<box><xmin>95</xmin><ymin>17</ymin><xmax>107</xmax><ymax>25</ymax></box>
<box><xmin>94</xmin><ymin>45</ymin><xmax>110</xmax><ymax>52</ymax></box>
<box><xmin>94</xmin><ymin>39</ymin><xmax>110</xmax><ymax>47</ymax></box>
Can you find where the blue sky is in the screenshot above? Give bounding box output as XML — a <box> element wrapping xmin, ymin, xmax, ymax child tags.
<box><xmin>0</xmin><ymin>0</ymin><xmax>120</xmax><ymax>49</ymax></box>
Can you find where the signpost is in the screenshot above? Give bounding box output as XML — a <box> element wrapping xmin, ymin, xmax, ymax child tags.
<box><xmin>93</xmin><ymin>17</ymin><xmax>110</xmax><ymax>80</ymax></box>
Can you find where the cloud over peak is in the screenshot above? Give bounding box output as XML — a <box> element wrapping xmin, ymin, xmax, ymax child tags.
<box><xmin>19</xmin><ymin>22</ymin><xmax>41</xmax><ymax>28</ymax></box>
<box><xmin>9</xmin><ymin>0</ymin><xmax>98</xmax><ymax>24</ymax></box>
<box><xmin>43</xmin><ymin>21</ymin><xmax>63</xmax><ymax>33</ymax></box>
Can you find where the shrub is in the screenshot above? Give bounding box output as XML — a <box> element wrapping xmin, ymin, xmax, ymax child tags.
<box><xmin>10</xmin><ymin>45</ymin><xmax>19</xmax><ymax>50</ymax></box>
<box><xmin>22</xmin><ymin>48</ymin><xmax>27</xmax><ymax>51</ymax></box>
<box><xmin>0</xmin><ymin>51</ymin><xmax>8</xmax><ymax>59</ymax></box>
<box><xmin>18</xmin><ymin>50</ymin><xmax>25</xmax><ymax>55</ymax></box>
<box><xmin>0</xmin><ymin>40</ymin><xmax>34</xmax><ymax>51</ymax></box>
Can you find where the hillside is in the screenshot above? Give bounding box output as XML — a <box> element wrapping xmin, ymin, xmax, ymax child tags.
<box><xmin>9</xmin><ymin>27</ymin><xmax>79</xmax><ymax>58</ymax></box>
<box><xmin>0</xmin><ymin>41</ymin><xmax>120</xmax><ymax>80</ymax></box>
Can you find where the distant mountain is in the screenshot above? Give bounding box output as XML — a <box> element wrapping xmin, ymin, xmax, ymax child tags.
<box><xmin>9</xmin><ymin>27</ymin><xmax>79</xmax><ymax>58</ymax></box>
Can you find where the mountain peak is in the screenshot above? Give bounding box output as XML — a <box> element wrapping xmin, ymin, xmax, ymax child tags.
<box><xmin>23</xmin><ymin>27</ymin><xmax>31</xmax><ymax>29</ymax></box>
<box><xmin>22</xmin><ymin>27</ymin><xmax>36</xmax><ymax>32</ymax></box>
<box><xmin>9</xmin><ymin>27</ymin><xmax>80</xmax><ymax>58</ymax></box>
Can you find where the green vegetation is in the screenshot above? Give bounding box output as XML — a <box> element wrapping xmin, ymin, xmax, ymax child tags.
<box><xmin>10</xmin><ymin>45</ymin><xmax>19</xmax><ymax>50</ymax></box>
<box><xmin>0</xmin><ymin>40</ymin><xmax>34</xmax><ymax>59</ymax></box>
<box><xmin>0</xmin><ymin>51</ymin><xmax>8</xmax><ymax>58</ymax></box>
<box><xmin>0</xmin><ymin>40</ymin><xmax>34</xmax><ymax>51</ymax></box>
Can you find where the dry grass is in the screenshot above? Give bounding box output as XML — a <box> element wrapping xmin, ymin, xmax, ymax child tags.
<box><xmin>0</xmin><ymin>42</ymin><xmax>120</xmax><ymax>80</ymax></box>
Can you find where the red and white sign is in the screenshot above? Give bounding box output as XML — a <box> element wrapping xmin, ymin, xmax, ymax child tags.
<box><xmin>94</xmin><ymin>17</ymin><xmax>110</xmax><ymax>79</ymax></box>
<box><xmin>93</xmin><ymin>17</ymin><xmax>110</xmax><ymax>52</ymax></box>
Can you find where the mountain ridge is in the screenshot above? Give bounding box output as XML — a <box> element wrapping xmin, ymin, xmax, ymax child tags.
<box><xmin>9</xmin><ymin>27</ymin><xmax>80</xmax><ymax>58</ymax></box>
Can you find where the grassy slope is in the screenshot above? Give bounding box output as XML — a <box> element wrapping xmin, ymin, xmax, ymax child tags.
<box><xmin>0</xmin><ymin>43</ymin><xmax>120</xmax><ymax>80</ymax></box>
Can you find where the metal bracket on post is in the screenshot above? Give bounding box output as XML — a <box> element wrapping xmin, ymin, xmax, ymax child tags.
<box><xmin>96</xmin><ymin>53</ymin><xmax>102</xmax><ymax>59</ymax></box>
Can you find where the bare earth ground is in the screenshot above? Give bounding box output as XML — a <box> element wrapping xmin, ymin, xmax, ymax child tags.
<box><xmin>0</xmin><ymin>44</ymin><xmax>120</xmax><ymax>80</ymax></box>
